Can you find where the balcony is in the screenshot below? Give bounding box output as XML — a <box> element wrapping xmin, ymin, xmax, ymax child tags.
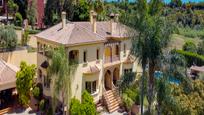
<box><xmin>105</xmin><ymin>55</ymin><xmax>120</xmax><ymax>64</ymax></box>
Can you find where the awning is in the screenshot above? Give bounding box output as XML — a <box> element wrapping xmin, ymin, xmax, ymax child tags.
<box><xmin>83</xmin><ymin>65</ymin><xmax>100</xmax><ymax>74</ymax></box>
<box><xmin>190</xmin><ymin>66</ymin><xmax>204</xmax><ymax>73</ymax></box>
<box><xmin>0</xmin><ymin>59</ymin><xmax>19</xmax><ymax>91</ymax></box>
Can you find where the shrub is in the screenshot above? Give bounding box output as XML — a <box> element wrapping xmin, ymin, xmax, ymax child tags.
<box><xmin>46</xmin><ymin>107</ymin><xmax>53</xmax><ymax>115</ymax></box>
<box><xmin>178</xmin><ymin>27</ymin><xmax>204</xmax><ymax>38</ymax></box>
<box><xmin>119</xmin><ymin>72</ymin><xmax>136</xmax><ymax>91</ymax></box>
<box><xmin>14</xmin><ymin>12</ymin><xmax>23</xmax><ymax>26</ymax></box>
<box><xmin>81</xmin><ymin>90</ymin><xmax>96</xmax><ymax>115</ymax></box>
<box><xmin>32</xmin><ymin>86</ymin><xmax>40</xmax><ymax>100</ymax></box>
<box><xmin>21</xmin><ymin>30</ymin><xmax>30</xmax><ymax>46</ymax></box>
<box><xmin>197</xmin><ymin>40</ymin><xmax>204</xmax><ymax>55</ymax></box>
<box><xmin>70</xmin><ymin>98</ymin><xmax>83</xmax><ymax>115</ymax></box>
<box><xmin>69</xmin><ymin>91</ymin><xmax>96</xmax><ymax>115</ymax></box>
<box><xmin>0</xmin><ymin>26</ymin><xmax>17</xmax><ymax>51</ymax></box>
<box><xmin>175</xmin><ymin>50</ymin><xmax>204</xmax><ymax>66</ymax></box>
<box><xmin>183</xmin><ymin>41</ymin><xmax>197</xmax><ymax>52</ymax></box>
<box><xmin>122</xmin><ymin>93</ymin><xmax>134</xmax><ymax>111</ymax></box>
<box><xmin>39</xmin><ymin>99</ymin><xmax>45</xmax><ymax>111</ymax></box>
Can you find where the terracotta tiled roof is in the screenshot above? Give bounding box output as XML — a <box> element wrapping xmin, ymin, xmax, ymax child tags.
<box><xmin>36</xmin><ymin>21</ymin><xmax>130</xmax><ymax>46</ymax></box>
<box><xmin>83</xmin><ymin>65</ymin><xmax>100</xmax><ymax>74</ymax></box>
<box><xmin>0</xmin><ymin>59</ymin><xmax>19</xmax><ymax>91</ymax></box>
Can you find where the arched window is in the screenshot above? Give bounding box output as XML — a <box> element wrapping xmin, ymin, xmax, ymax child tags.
<box><xmin>69</xmin><ymin>50</ymin><xmax>79</xmax><ymax>63</ymax></box>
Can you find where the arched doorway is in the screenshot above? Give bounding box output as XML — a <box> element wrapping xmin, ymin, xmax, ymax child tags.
<box><xmin>104</xmin><ymin>70</ymin><xmax>112</xmax><ymax>90</ymax></box>
<box><xmin>113</xmin><ymin>68</ymin><xmax>120</xmax><ymax>86</ymax></box>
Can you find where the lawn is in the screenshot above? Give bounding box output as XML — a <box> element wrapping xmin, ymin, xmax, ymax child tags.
<box><xmin>168</xmin><ymin>34</ymin><xmax>202</xmax><ymax>50</ymax></box>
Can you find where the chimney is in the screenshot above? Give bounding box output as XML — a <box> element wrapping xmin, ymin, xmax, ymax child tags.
<box><xmin>61</xmin><ymin>12</ymin><xmax>66</xmax><ymax>29</ymax></box>
<box><xmin>90</xmin><ymin>10</ymin><xmax>94</xmax><ymax>24</ymax></box>
<box><xmin>109</xmin><ymin>13</ymin><xmax>115</xmax><ymax>35</ymax></box>
<box><xmin>92</xmin><ymin>12</ymin><xmax>97</xmax><ymax>33</ymax></box>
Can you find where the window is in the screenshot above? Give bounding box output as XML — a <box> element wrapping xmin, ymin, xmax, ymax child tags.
<box><xmin>38</xmin><ymin>69</ymin><xmax>42</xmax><ymax>80</ymax></box>
<box><xmin>0</xmin><ymin>0</ymin><xmax>3</xmax><ymax>6</ymax></box>
<box><xmin>83</xmin><ymin>50</ymin><xmax>87</xmax><ymax>63</ymax></box>
<box><xmin>85</xmin><ymin>81</ymin><xmax>97</xmax><ymax>94</ymax></box>
<box><xmin>124</xmin><ymin>44</ymin><xmax>126</xmax><ymax>57</ymax></box>
<box><xmin>116</xmin><ymin>45</ymin><xmax>119</xmax><ymax>56</ymax></box>
<box><xmin>69</xmin><ymin>50</ymin><xmax>79</xmax><ymax>63</ymax></box>
<box><xmin>124</xmin><ymin>69</ymin><xmax>132</xmax><ymax>74</ymax></box>
<box><xmin>96</xmin><ymin>49</ymin><xmax>100</xmax><ymax>60</ymax></box>
<box><xmin>44</xmin><ymin>75</ymin><xmax>51</xmax><ymax>88</ymax></box>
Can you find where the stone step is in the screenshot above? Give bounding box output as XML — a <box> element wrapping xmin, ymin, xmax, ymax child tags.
<box><xmin>103</xmin><ymin>89</ymin><xmax>122</xmax><ymax>113</ymax></box>
<box><xmin>0</xmin><ymin>107</ymin><xmax>12</xmax><ymax>115</ymax></box>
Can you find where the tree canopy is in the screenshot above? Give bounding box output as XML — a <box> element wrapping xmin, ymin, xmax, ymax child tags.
<box><xmin>16</xmin><ymin>61</ymin><xmax>36</xmax><ymax>105</ymax></box>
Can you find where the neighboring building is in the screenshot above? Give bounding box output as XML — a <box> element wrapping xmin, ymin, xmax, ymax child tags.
<box><xmin>0</xmin><ymin>59</ymin><xmax>19</xmax><ymax>110</ymax></box>
<box><xmin>0</xmin><ymin>0</ymin><xmax>6</xmax><ymax>15</ymax></box>
<box><xmin>28</xmin><ymin>0</ymin><xmax>45</xmax><ymax>29</ymax></box>
<box><xmin>35</xmin><ymin>11</ymin><xmax>141</xmax><ymax>112</ymax></box>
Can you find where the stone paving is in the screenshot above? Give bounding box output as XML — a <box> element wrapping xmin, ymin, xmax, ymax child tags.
<box><xmin>4</xmin><ymin>107</ymin><xmax>38</xmax><ymax>115</ymax></box>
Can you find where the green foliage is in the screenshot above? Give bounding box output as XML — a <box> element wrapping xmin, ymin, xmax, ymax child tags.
<box><xmin>69</xmin><ymin>91</ymin><xmax>96</xmax><ymax>115</ymax></box>
<box><xmin>81</xmin><ymin>90</ymin><xmax>96</xmax><ymax>115</ymax></box>
<box><xmin>27</xmin><ymin>29</ymin><xmax>41</xmax><ymax>34</ymax></box>
<box><xmin>119</xmin><ymin>72</ymin><xmax>136</xmax><ymax>91</ymax></box>
<box><xmin>14</xmin><ymin>12</ymin><xmax>23</xmax><ymax>26</ymax></box>
<box><xmin>27</xmin><ymin>0</ymin><xmax>37</xmax><ymax>28</ymax></box>
<box><xmin>178</xmin><ymin>27</ymin><xmax>204</xmax><ymax>38</ymax></box>
<box><xmin>70</xmin><ymin>98</ymin><xmax>82</xmax><ymax>115</ymax></box>
<box><xmin>39</xmin><ymin>99</ymin><xmax>45</xmax><ymax>111</ymax></box>
<box><xmin>122</xmin><ymin>93</ymin><xmax>134</xmax><ymax>110</ymax></box>
<box><xmin>197</xmin><ymin>40</ymin><xmax>204</xmax><ymax>55</ymax></box>
<box><xmin>0</xmin><ymin>25</ymin><xmax>17</xmax><ymax>51</ymax></box>
<box><xmin>46</xmin><ymin>107</ymin><xmax>53</xmax><ymax>115</ymax></box>
<box><xmin>16</xmin><ymin>61</ymin><xmax>36</xmax><ymax>105</ymax></box>
<box><xmin>175</xmin><ymin>50</ymin><xmax>204</xmax><ymax>66</ymax></box>
<box><xmin>166</xmin><ymin>80</ymin><xmax>204</xmax><ymax>114</ymax></box>
<box><xmin>73</xmin><ymin>0</ymin><xmax>89</xmax><ymax>21</ymax></box>
<box><xmin>183</xmin><ymin>41</ymin><xmax>197</xmax><ymax>52</ymax></box>
<box><xmin>21</xmin><ymin>30</ymin><xmax>30</xmax><ymax>46</ymax></box>
<box><xmin>7</xmin><ymin>0</ymin><xmax>19</xmax><ymax>16</ymax></box>
<box><xmin>170</xmin><ymin>0</ymin><xmax>182</xmax><ymax>7</ymax></box>
<box><xmin>49</xmin><ymin>46</ymin><xmax>77</xmax><ymax>112</ymax></box>
<box><xmin>32</xmin><ymin>86</ymin><xmax>40</xmax><ymax>100</ymax></box>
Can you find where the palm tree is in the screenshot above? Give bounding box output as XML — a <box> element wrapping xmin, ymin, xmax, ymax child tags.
<box><xmin>121</xmin><ymin>0</ymin><xmax>175</xmax><ymax>114</ymax></box>
<box><xmin>48</xmin><ymin>46</ymin><xmax>77</xmax><ymax>114</ymax></box>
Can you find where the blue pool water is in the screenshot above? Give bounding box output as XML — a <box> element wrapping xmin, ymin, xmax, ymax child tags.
<box><xmin>154</xmin><ymin>71</ymin><xmax>181</xmax><ymax>85</ymax></box>
<box><xmin>106</xmin><ymin>0</ymin><xmax>204</xmax><ymax>3</ymax></box>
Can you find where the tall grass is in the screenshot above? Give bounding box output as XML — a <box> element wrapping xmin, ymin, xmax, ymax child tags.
<box><xmin>178</xmin><ymin>27</ymin><xmax>204</xmax><ymax>39</ymax></box>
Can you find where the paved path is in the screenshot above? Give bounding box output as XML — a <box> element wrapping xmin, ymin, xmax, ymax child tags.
<box><xmin>4</xmin><ymin>107</ymin><xmax>37</xmax><ymax>115</ymax></box>
<box><xmin>101</xmin><ymin>111</ymin><xmax>127</xmax><ymax>115</ymax></box>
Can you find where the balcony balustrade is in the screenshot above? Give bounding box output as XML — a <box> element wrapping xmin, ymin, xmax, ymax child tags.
<box><xmin>105</xmin><ymin>55</ymin><xmax>120</xmax><ymax>63</ymax></box>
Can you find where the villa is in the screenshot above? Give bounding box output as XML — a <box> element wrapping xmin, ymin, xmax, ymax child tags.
<box><xmin>35</xmin><ymin>11</ymin><xmax>141</xmax><ymax>112</ymax></box>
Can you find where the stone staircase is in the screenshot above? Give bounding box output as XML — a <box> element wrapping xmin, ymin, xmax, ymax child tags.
<box><xmin>0</xmin><ymin>107</ymin><xmax>12</xmax><ymax>115</ymax></box>
<box><xmin>103</xmin><ymin>88</ymin><xmax>122</xmax><ymax>113</ymax></box>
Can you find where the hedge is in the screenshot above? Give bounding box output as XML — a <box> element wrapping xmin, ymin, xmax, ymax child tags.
<box><xmin>175</xmin><ymin>50</ymin><xmax>204</xmax><ymax>66</ymax></box>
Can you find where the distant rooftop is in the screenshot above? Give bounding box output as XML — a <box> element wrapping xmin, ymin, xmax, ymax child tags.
<box><xmin>0</xmin><ymin>59</ymin><xmax>19</xmax><ymax>91</ymax></box>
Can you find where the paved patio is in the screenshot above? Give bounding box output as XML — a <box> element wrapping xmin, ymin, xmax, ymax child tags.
<box><xmin>4</xmin><ymin>107</ymin><xmax>38</xmax><ymax>115</ymax></box>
